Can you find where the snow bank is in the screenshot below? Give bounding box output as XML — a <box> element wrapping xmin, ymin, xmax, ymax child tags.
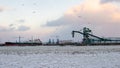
<box><xmin>0</xmin><ymin>46</ymin><xmax>120</xmax><ymax>68</ymax></box>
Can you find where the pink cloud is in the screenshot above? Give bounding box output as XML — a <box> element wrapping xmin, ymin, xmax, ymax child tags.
<box><xmin>45</xmin><ymin>0</ymin><xmax>120</xmax><ymax>40</ymax></box>
<box><xmin>0</xmin><ymin>6</ymin><xmax>13</xmax><ymax>12</ymax></box>
<box><xmin>101</xmin><ymin>0</ymin><xmax>120</xmax><ymax>3</ymax></box>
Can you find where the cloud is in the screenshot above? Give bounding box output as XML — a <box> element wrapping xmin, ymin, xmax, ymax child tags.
<box><xmin>9</xmin><ymin>24</ymin><xmax>14</xmax><ymax>27</ymax></box>
<box><xmin>18</xmin><ymin>19</ymin><xmax>25</xmax><ymax>23</ymax></box>
<box><xmin>45</xmin><ymin>0</ymin><xmax>120</xmax><ymax>40</ymax></box>
<box><xmin>46</xmin><ymin>15</ymin><xmax>75</xmax><ymax>27</ymax></box>
<box><xmin>0</xmin><ymin>6</ymin><xmax>5</xmax><ymax>12</ymax></box>
<box><xmin>0</xmin><ymin>26</ymin><xmax>8</xmax><ymax>32</ymax></box>
<box><xmin>0</xmin><ymin>6</ymin><xmax>12</xmax><ymax>12</ymax></box>
<box><xmin>0</xmin><ymin>24</ymin><xmax>30</xmax><ymax>32</ymax></box>
<box><xmin>46</xmin><ymin>0</ymin><xmax>120</xmax><ymax>27</ymax></box>
<box><xmin>0</xmin><ymin>24</ymin><xmax>16</xmax><ymax>32</ymax></box>
<box><xmin>17</xmin><ymin>25</ymin><xmax>30</xmax><ymax>31</ymax></box>
<box><xmin>100</xmin><ymin>0</ymin><xmax>120</xmax><ymax>3</ymax></box>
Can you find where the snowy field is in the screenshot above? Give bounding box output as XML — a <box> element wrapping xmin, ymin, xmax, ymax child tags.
<box><xmin>0</xmin><ymin>45</ymin><xmax>120</xmax><ymax>68</ymax></box>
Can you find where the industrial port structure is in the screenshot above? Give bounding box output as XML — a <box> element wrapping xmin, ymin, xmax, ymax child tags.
<box><xmin>0</xmin><ymin>27</ymin><xmax>120</xmax><ymax>46</ymax></box>
<box><xmin>72</xmin><ymin>27</ymin><xmax>120</xmax><ymax>45</ymax></box>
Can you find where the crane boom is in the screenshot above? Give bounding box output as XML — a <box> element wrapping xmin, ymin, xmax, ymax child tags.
<box><xmin>72</xmin><ymin>30</ymin><xmax>105</xmax><ymax>40</ymax></box>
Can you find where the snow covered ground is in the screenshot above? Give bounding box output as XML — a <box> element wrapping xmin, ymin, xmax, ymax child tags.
<box><xmin>0</xmin><ymin>45</ymin><xmax>120</xmax><ymax>68</ymax></box>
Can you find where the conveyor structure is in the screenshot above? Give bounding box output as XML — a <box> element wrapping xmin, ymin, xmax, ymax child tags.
<box><xmin>72</xmin><ymin>27</ymin><xmax>120</xmax><ymax>45</ymax></box>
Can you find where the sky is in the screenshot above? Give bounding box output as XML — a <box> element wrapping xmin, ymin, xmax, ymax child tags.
<box><xmin>0</xmin><ymin>0</ymin><xmax>120</xmax><ymax>43</ymax></box>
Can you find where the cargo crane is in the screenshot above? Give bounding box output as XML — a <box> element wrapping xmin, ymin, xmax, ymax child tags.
<box><xmin>72</xmin><ymin>27</ymin><xmax>120</xmax><ymax>45</ymax></box>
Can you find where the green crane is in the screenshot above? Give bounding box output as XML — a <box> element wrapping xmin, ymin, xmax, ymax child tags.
<box><xmin>72</xmin><ymin>27</ymin><xmax>107</xmax><ymax>45</ymax></box>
